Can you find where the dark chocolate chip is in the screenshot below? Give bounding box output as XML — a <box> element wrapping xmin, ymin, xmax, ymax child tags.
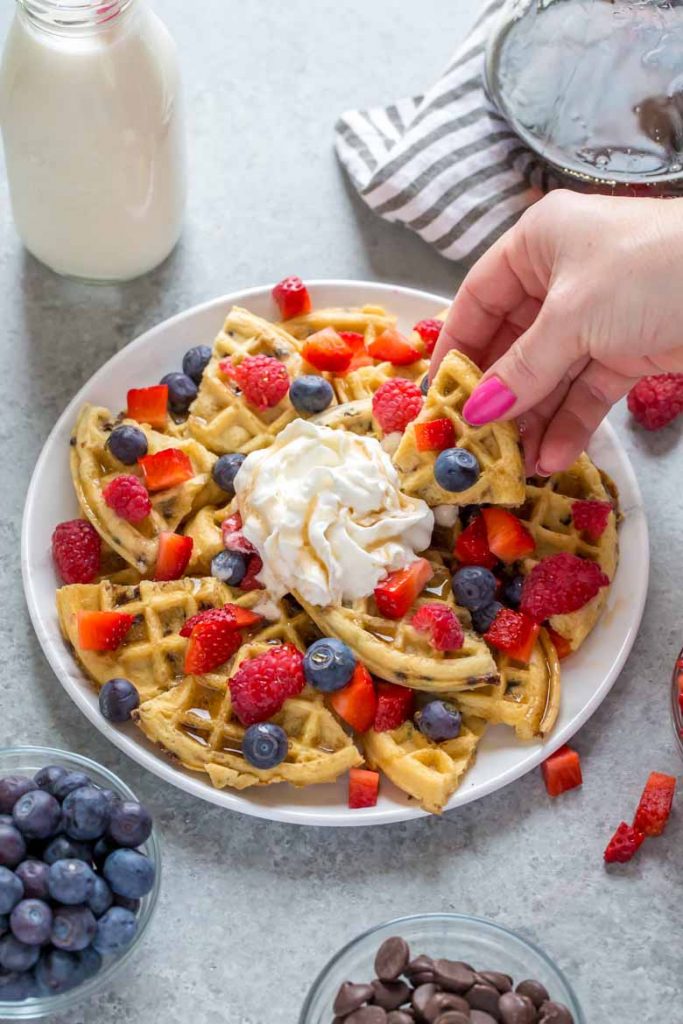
<box><xmin>375</xmin><ymin>937</ymin><xmax>411</xmax><ymax>982</ymax></box>
<box><xmin>412</xmin><ymin>983</ymin><xmax>439</xmax><ymax>1019</ymax></box>
<box><xmin>372</xmin><ymin>980</ymin><xmax>412</xmax><ymax>1011</ymax></box>
<box><xmin>334</xmin><ymin>981</ymin><xmax>375</xmax><ymax>1016</ymax></box>
<box><xmin>432</xmin><ymin>1013</ymin><xmax>469</xmax><ymax>1024</ymax></box>
<box><xmin>515</xmin><ymin>980</ymin><xmax>549</xmax><ymax>1009</ymax></box>
<box><xmin>478</xmin><ymin>972</ymin><xmax>513</xmax><ymax>994</ymax></box>
<box><xmin>346</xmin><ymin>1008</ymin><xmax>388</xmax><ymax>1024</ymax></box>
<box><xmin>537</xmin><ymin>1001</ymin><xmax>574</xmax><ymax>1024</ymax></box>
<box><xmin>466</xmin><ymin>983</ymin><xmax>502</xmax><ymax>1018</ymax></box>
<box><xmin>432</xmin><ymin>960</ymin><xmax>476</xmax><ymax>995</ymax></box>
<box><xmin>387</xmin><ymin>1012</ymin><xmax>415</xmax><ymax>1024</ymax></box>
<box><xmin>471</xmin><ymin>1013</ymin><xmax>499</xmax><ymax>1024</ymax></box>
<box><xmin>498</xmin><ymin>991</ymin><xmax>536</xmax><ymax>1024</ymax></box>
<box><xmin>424</xmin><ymin>992</ymin><xmax>470</xmax><ymax>1022</ymax></box>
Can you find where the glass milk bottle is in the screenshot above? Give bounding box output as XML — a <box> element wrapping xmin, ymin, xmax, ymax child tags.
<box><xmin>0</xmin><ymin>0</ymin><xmax>187</xmax><ymax>282</ymax></box>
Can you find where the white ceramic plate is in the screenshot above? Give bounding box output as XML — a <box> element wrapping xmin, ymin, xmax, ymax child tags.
<box><xmin>22</xmin><ymin>281</ymin><xmax>649</xmax><ymax>826</ymax></box>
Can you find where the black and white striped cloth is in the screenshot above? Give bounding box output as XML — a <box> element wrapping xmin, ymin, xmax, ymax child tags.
<box><xmin>334</xmin><ymin>0</ymin><xmax>551</xmax><ymax>263</ymax></box>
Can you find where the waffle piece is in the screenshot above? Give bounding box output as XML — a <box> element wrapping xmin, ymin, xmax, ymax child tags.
<box><xmin>454</xmin><ymin>630</ymin><xmax>560</xmax><ymax>740</ymax></box>
<box><xmin>334</xmin><ymin>359</ymin><xmax>429</xmax><ymax>404</ymax></box>
<box><xmin>518</xmin><ymin>454</ymin><xmax>618</xmax><ymax>651</ymax></box>
<box><xmin>312</xmin><ymin>399</ymin><xmax>381</xmax><ymax>440</ymax></box>
<box><xmin>393</xmin><ymin>349</ymin><xmax>525</xmax><ymax>507</ymax></box>
<box><xmin>363</xmin><ymin>714</ymin><xmax>486</xmax><ymax>814</ymax></box>
<box><xmin>183</xmin><ymin>501</ymin><xmax>232</xmax><ymax>575</ymax></box>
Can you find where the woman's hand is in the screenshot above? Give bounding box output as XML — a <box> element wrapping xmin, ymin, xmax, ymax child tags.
<box><xmin>431</xmin><ymin>190</ymin><xmax>683</xmax><ymax>474</ymax></box>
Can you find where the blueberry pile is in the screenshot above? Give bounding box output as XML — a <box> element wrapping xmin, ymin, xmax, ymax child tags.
<box><xmin>0</xmin><ymin>765</ymin><xmax>155</xmax><ymax>1002</ymax></box>
<box><xmin>160</xmin><ymin>343</ymin><xmax>213</xmax><ymax>416</ymax></box>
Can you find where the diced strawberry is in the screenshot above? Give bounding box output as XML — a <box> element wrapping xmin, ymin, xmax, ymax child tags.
<box><xmin>374</xmin><ymin>558</ymin><xmax>434</xmax><ymax>619</ymax></box>
<box><xmin>221</xmin><ymin>513</ymin><xmax>257</xmax><ymax>555</ymax></box>
<box><xmin>154</xmin><ymin>532</ymin><xmax>193</xmax><ymax>581</ymax></box>
<box><xmin>546</xmin><ymin>627</ymin><xmax>573</xmax><ymax>660</ymax></box>
<box><xmin>541</xmin><ymin>745</ymin><xmax>583</xmax><ymax>798</ymax></box>
<box><xmin>330</xmin><ymin>664</ymin><xmax>377</xmax><ymax>733</ymax></box>
<box><xmin>179</xmin><ymin>604</ymin><xmax>262</xmax><ymax>638</ymax></box>
<box><xmin>633</xmin><ymin>771</ymin><xmax>676</xmax><ymax>837</ymax></box>
<box><xmin>77</xmin><ymin>610</ymin><xmax>134</xmax><ymax>652</ymax></box>
<box><xmin>414</xmin><ymin>418</ymin><xmax>456</xmax><ymax>452</ymax></box>
<box><xmin>484</xmin><ymin>608</ymin><xmax>539</xmax><ymax>664</ymax></box>
<box><xmin>411</xmin><ymin>603</ymin><xmax>464</xmax><ymax>651</ymax></box>
<box><xmin>302</xmin><ymin>328</ymin><xmax>353</xmax><ymax>372</ymax></box>
<box><xmin>412</xmin><ymin>318</ymin><xmax>443</xmax><ymax>355</ymax></box>
<box><xmin>368</xmin><ymin>328</ymin><xmax>422</xmax><ymax>366</ymax></box>
<box><xmin>127</xmin><ymin>385</ymin><xmax>168</xmax><ymax>429</ymax></box>
<box><xmin>348</xmin><ymin>768</ymin><xmax>380</xmax><ymax>809</ymax></box>
<box><xmin>571</xmin><ymin>500</ymin><xmax>612</xmax><ymax>541</ymax></box>
<box><xmin>184</xmin><ymin>619</ymin><xmax>243</xmax><ymax>675</ymax></box>
<box><xmin>338</xmin><ymin>331</ymin><xmax>373</xmax><ymax>372</ymax></box>
<box><xmin>604</xmin><ymin>822</ymin><xmax>646</xmax><ymax>864</ymax></box>
<box><xmin>481</xmin><ymin>508</ymin><xmax>535</xmax><ymax>562</ymax></box>
<box><xmin>272</xmin><ymin>276</ymin><xmax>312</xmax><ymax>320</ymax></box>
<box><xmin>240</xmin><ymin>554</ymin><xmax>265</xmax><ymax>591</ymax></box>
<box><xmin>373</xmin><ymin>682</ymin><xmax>415</xmax><ymax>731</ymax></box>
<box><xmin>139</xmin><ymin>449</ymin><xmax>194</xmax><ymax>492</ymax></box>
<box><xmin>454</xmin><ymin>514</ymin><xmax>497</xmax><ymax>569</ymax></box>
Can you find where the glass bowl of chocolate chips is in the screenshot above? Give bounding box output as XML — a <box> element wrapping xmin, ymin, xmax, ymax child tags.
<box><xmin>299</xmin><ymin>914</ymin><xmax>585</xmax><ymax>1024</ymax></box>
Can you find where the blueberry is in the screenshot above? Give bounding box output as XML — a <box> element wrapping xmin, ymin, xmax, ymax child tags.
<box><xmin>92</xmin><ymin>907</ymin><xmax>138</xmax><ymax>955</ymax></box>
<box><xmin>415</xmin><ymin>700</ymin><xmax>463</xmax><ymax>742</ymax></box>
<box><xmin>0</xmin><ymin>817</ymin><xmax>11</xmax><ymax>828</ymax></box>
<box><xmin>182</xmin><ymin>344</ymin><xmax>212</xmax><ymax>384</ymax></box>
<box><xmin>51</xmin><ymin>906</ymin><xmax>97</xmax><ymax>953</ymax></box>
<box><xmin>421</xmin><ymin>374</ymin><xmax>429</xmax><ymax>396</ymax></box>
<box><xmin>0</xmin><ymin>915</ymin><xmax>8</xmax><ymax>936</ymax></box>
<box><xmin>452</xmin><ymin>566</ymin><xmax>498</xmax><ymax>612</ymax></box>
<box><xmin>105</xmin><ymin>424</ymin><xmax>148</xmax><ymax>465</ymax></box>
<box><xmin>503</xmin><ymin>574</ymin><xmax>524</xmax><ymax>609</ymax></box>
<box><xmin>92</xmin><ymin>838</ymin><xmax>115</xmax><ymax>871</ymax></box>
<box><xmin>61</xmin><ymin>787</ymin><xmax>110</xmax><ymax>841</ymax></box>
<box><xmin>434</xmin><ymin>448</ymin><xmax>481</xmax><ymax>493</ymax></box>
<box><xmin>0</xmin><ymin>869</ymin><xmax>23</xmax><ymax>915</ymax></box>
<box><xmin>87</xmin><ymin>877</ymin><xmax>113</xmax><ymax>918</ymax></box>
<box><xmin>107</xmin><ymin>801</ymin><xmax>152</xmax><ymax>849</ymax></box>
<box><xmin>53</xmin><ymin>772</ymin><xmax>92</xmax><ymax>802</ymax></box>
<box><xmin>76</xmin><ymin>945</ymin><xmax>102</xmax><ymax>980</ymax></box>
<box><xmin>99</xmin><ymin>678</ymin><xmax>140</xmax><ymax>723</ymax></box>
<box><xmin>12</xmin><ymin>791</ymin><xmax>61</xmax><ymax>840</ymax></box>
<box><xmin>289</xmin><ymin>375</ymin><xmax>334</xmax><ymax>414</ymax></box>
<box><xmin>10</xmin><ymin>900</ymin><xmax>52</xmax><ymax>946</ymax></box>
<box><xmin>47</xmin><ymin>859</ymin><xmax>96</xmax><ymax>906</ymax></box>
<box><xmin>471</xmin><ymin>600</ymin><xmax>503</xmax><ymax>635</ymax></box>
<box><xmin>114</xmin><ymin>895</ymin><xmax>140</xmax><ymax>913</ymax></box>
<box><xmin>34</xmin><ymin>949</ymin><xmax>82</xmax><ymax>995</ymax></box>
<box><xmin>211</xmin><ymin>549</ymin><xmax>247</xmax><ymax>585</ymax></box>
<box><xmin>14</xmin><ymin>861</ymin><xmax>49</xmax><ymax>901</ymax></box>
<box><xmin>0</xmin><ymin>777</ymin><xmax>37</xmax><ymax>815</ymax></box>
<box><xmin>211</xmin><ymin>453</ymin><xmax>246</xmax><ymax>495</ymax></box>
<box><xmin>0</xmin><ymin>825</ymin><xmax>26</xmax><ymax>868</ymax></box>
<box><xmin>33</xmin><ymin>765</ymin><xmax>68</xmax><ymax>797</ymax></box>
<box><xmin>0</xmin><ymin>968</ymin><xmax>36</xmax><ymax>1001</ymax></box>
<box><xmin>103</xmin><ymin>849</ymin><xmax>155</xmax><ymax>899</ymax></box>
<box><xmin>303</xmin><ymin>638</ymin><xmax>356</xmax><ymax>692</ymax></box>
<box><xmin>160</xmin><ymin>371</ymin><xmax>197</xmax><ymax>413</ymax></box>
<box><xmin>43</xmin><ymin>835</ymin><xmax>92</xmax><ymax>866</ymax></box>
<box><xmin>242</xmin><ymin>723</ymin><xmax>288</xmax><ymax>770</ymax></box>
<box><xmin>0</xmin><ymin>934</ymin><xmax>40</xmax><ymax>972</ymax></box>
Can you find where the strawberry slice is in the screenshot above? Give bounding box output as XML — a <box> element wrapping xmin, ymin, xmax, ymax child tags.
<box><xmin>221</xmin><ymin>513</ymin><xmax>257</xmax><ymax>555</ymax></box>
<box><xmin>77</xmin><ymin>610</ymin><xmax>134</xmax><ymax>652</ymax></box>
<box><xmin>239</xmin><ymin>554</ymin><xmax>265</xmax><ymax>591</ymax></box>
<box><xmin>481</xmin><ymin>508</ymin><xmax>535</xmax><ymax>562</ymax></box>
<box><xmin>541</xmin><ymin>745</ymin><xmax>583</xmax><ymax>798</ymax></box>
<box><xmin>179</xmin><ymin>604</ymin><xmax>262</xmax><ymax>638</ymax></box>
<box><xmin>302</xmin><ymin>328</ymin><xmax>353</xmax><ymax>372</ymax></box>
<box><xmin>546</xmin><ymin>626</ymin><xmax>572</xmax><ymax>660</ymax></box>
<box><xmin>272</xmin><ymin>276</ymin><xmax>312</xmax><ymax>320</ymax></box>
<box><xmin>412</xmin><ymin>318</ymin><xmax>443</xmax><ymax>355</ymax></box>
<box><xmin>348</xmin><ymin>768</ymin><xmax>380</xmax><ymax>809</ymax></box>
<box><xmin>367</xmin><ymin>328</ymin><xmax>422</xmax><ymax>366</ymax></box>
<box><xmin>127</xmin><ymin>385</ymin><xmax>168</xmax><ymax>430</ymax></box>
<box><xmin>484</xmin><ymin>608</ymin><xmax>539</xmax><ymax>664</ymax></box>
<box><xmin>338</xmin><ymin>331</ymin><xmax>374</xmax><ymax>372</ymax></box>
<box><xmin>454</xmin><ymin>514</ymin><xmax>498</xmax><ymax>569</ymax></box>
<box><xmin>330</xmin><ymin>664</ymin><xmax>377</xmax><ymax>733</ymax></box>
<box><xmin>184</xmin><ymin>619</ymin><xmax>243</xmax><ymax>675</ymax></box>
<box><xmin>373</xmin><ymin>682</ymin><xmax>415</xmax><ymax>731</ymax></box>
<box><xmin>374</xmin><ymin>558</ymin><xmax>434</xmax><ymax>619</ymax></box>
<box><xmin>414</xmin><ymin>418</ymin><xmax>456</xmax><ymax>452</ymax></box>
<box><xmin>604</xmin><ymin>822</ymin><xmax>646</xmax><ymax>864</ymax></box>
<box><xmin>154</xmin><ymin>532</ymin><xmax>193</xmax><ymax>581</ymax></box>
<box><xmin>139</xmin><ymin>449</ymin><xmax>194</xmax><ymax>492</ymax></box>
<box><xmin>633</xmin><ymin>771</ymin><xmax>676</xmax><ymax>836</ymax></box>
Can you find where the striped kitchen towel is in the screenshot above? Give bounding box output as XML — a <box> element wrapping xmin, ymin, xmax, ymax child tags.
<box><xmin>334</xmin><ymin>0</ymin><xmax>552</xmax><ymax>263</ymax></box>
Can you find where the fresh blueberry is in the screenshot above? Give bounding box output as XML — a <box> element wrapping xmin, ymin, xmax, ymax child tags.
<box><xmin>434</xmin><ymin>448</ymin><xmax>481</xmax><ymax>493</ymax></box>
<box><xmin>103</xmin><ymin>849</ymin><xmax>155</xmax><ymax>900</ymax></box>
<box><xmin>34</xmin><ymin>949</ymin><xmax>82</xmax><ymax>995</ymax></box>
<box><xmin>0</xmin><ymin>968</ymin><xmax>36</xmax><ymax>1001</ymax></box>
<box><xmin>76</xmin><ymin>945</ymin><xmax>102</xmax><ymax>980</ymax></box>
<box><xmin>0</xmin><ymin>915</ymin><xmax>8</xmax><ymax>936</ymax></box>
<box><xmin>0</xmin><ymin>869</ymin><xmax>23</xmax><ymax>915</ymax></box>
<box><xmin>421</xmin><ymin>374</ymin><xmax>429</xmax><ymax>396</ymax></box>
<box><xmin>114</xmin><ymin>895</ymin><xmax>140</xmax><ymax>913</ymax></box>
<box><xmin>0</xmin><ymin>825</ymin><xmax>26</xmax><ymax>868</ymax></box>
<box><xmin>92</xmin><ymin>907</ymin><xmax>138</xmax><ymax>955</ymax></box>
<box><xmin>53</xmin><ymin>772</ymin><xmax>92</xmax><ymax>802</ymax></box>
<box><xmin>289</xmin><ymin>375</ymin><xmax>334</xmax><ymax>414</ymax></box>
<box><xmin>503</xmin><ymin>574</ymin><xmax>524</xmax><ymax>609</ymax></box>
<box><xmin>47</xmin><ymin>859</ymin><xmax>96</xmax><ymax>906</ymax></box>
<box><xmin>0</xmin><ymin>817</ymin><xmax>11</xmax><ymax>828</ymax></box>
<box><xmin>33</xmin><ymin>765</ymin><xmax>68</xmax><ymax>797</ymax></box>
<box><xmin>12</xmin><ymin>791</ymin><xmax>61</xmax><ymax>840</ymax></box>
<box><xmin>471</xmin><ymin>600</ymin><xmax>503</xmax><ymax>635</ymax></box>
<box><xmin>242</xmin><ymin>724</ymin><xmax>288</xmax><ymax>770</ymax></box>
<box><xmin>182</xmin><ymin>344</ymin><xmax>212</xmax><ymax>384</ymax></box>
<box><xmin>159</xmin><ymin>371</ymin><xmax>197</xmax><ymax>413</ymax></box>
<box><xmin>211</xmin><ymin>453</ymin><xmax>246</xmax><ymax>495</ymax></box>
<box><xmin>107</xmin><ymin>802</ymin><xmax>152</xmax><ymax>849</ymax></box>
<box><xmin>87</xmin><ymin>877</ymin><xmax>113</xmax><ymax>918</ymax></box>
<box><xmin>211</xmin><ymin>549</ymin><xmax>247</xmax><ymax>585</ymax></box>
<box><xmin>452</xmin><ymin>566</ymin><xmax>498</xmax><ymax>612</ymax></box>
<box><xmin>99</xmin><ymin>678</ymin><xmax>140</xmax><ymax>723</ymax></box>
<box><xmin>303</xmin><ymin>638</ymin><xmax>356</xmax><ymax>692</ymax></box>
<box><xmin>61</xmin><ymin>787</ymin><xmax>110</xmax><ymax>841</ymax></box>
<box><xmin>92</xmin><ymin>838</ymin><xmax>115</xmax><ymax>871</ymax></box>
<box><xmin>0</xmin><ymin>934</ymin><xmax>40</xmax><ymax>973</ymax></box>
<box><xmin>43</xmin><ymin>835</ymin><xmax>92</xmax><ymax>866</ymax></box>
<box><xmin>0</xmin><ymin>778</ymin><xmax>37</xmax><ymax>815</ymax></box>
<box><xmin>105</xmin><ymin>424</ymin><xmax>148</xmax><ymax>465</ymax></box>
<box><xmin>51</xmin><ymin>906</ymin><xmax>97</xmax><ymax>953</ymax></box>
<box><xmin>415</xmin><ymin>700</ymin><xmax>463</xmax><ymax>742</ymax></box>
<box><xmin>14</xmin><ymin>861</ymin><xmax>49</xmax><ymax>901</ymax></box>
<box><xmin>10</xmin><ymin>899</ymin><xmax>52</xmax><ymax>946</ymax></box>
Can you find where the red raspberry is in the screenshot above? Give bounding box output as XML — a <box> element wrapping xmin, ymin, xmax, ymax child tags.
<box><xmin>229</xmin><ymin>643</ymin><xmax>305</xmax><ymax>725</ymax></box>
<box><xmin>221</xmin><ymin>513</ymin><xmax>257</xmax><ymax>555</ymax></box>
<box><xmin>240</xmin><ymin>554</ymin><xmax>265</xmax><ymax>591</ymax></box>
<box><xmin>372</xmin><ymin>378</ymin><xmax>423</xmax><ymax>434</ymax></box>
<box><xmin>220</xmin><ymin>355</ymin><xmax>290</xmax><ymax>410</ymax></box>
<box><xmin>411</xmin><ymin>603</ymin><xmax>464</xmax><ymax>651</ymax></box>
<box><xmin>520</xmin><ymin>553</ymin><xmax>610</xmax><ymax>623</ymax></box>
<box><xmin>571</xmin><ymin>500</ymin><xmax>612</xmax><ymax>541</ymax></box>
<box><xmin>627</xmin><ymin>373</ymin><xmax>683</xmax><ymax>430</ymax></box>
<box><xmin>102</xmin><ymin>475</ymin><xmax>152</xmax><ymax>524</ymax></box>
<box><xmin>52</xmin><ymin>520</ymin><xmax>101</xmax><ymax>584</ymax></box>
<box><xmin>604</xmin><ymin>821</ymin><xmax>646</xmax><ymax>864</ymax></box>
<box><xmin>413</xmin><ymin>318</ymin><xmax>443</xmax><ymax>355</ymax></box>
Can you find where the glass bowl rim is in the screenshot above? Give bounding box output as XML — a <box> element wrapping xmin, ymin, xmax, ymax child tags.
<box><xmin>0</xmin><ymin>745</ymin><xmax>161</xmax><ymax>1018</ymax></box>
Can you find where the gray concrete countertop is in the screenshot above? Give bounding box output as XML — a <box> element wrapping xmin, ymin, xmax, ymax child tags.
<box><xmin>0</xmin><ymin>1</ymin><xmax>681</xmax><ymax>1021</ymax></box>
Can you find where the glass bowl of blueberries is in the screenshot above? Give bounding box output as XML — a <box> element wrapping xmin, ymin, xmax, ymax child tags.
<box><xmin>300</xmin><ymin>913</ymin><xmax>585</xmax><ymax>1024</ymax></box>
<box><xmin>0</xmin><ymin>746</ymin><xmax>160</xmax><ymax>1019</ymax></box>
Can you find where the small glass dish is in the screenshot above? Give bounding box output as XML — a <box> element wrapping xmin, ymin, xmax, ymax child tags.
<box><xmin>299</xmin><ymin>913</ymin><xmax>585</xmax><ymax>1024</ymax></box>
<box><xmin>670</xmin><ymin>648</ymin><xmax>683</xmax><ymax>756</ymax></box>
<box><xmin>0</xmin><ymin>746</ymin><xmax>161</xmax><ymax>1020</ymax></box>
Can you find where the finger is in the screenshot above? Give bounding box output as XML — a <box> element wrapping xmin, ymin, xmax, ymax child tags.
<box><xmin>517</xmin><ymin>379</ymin><xmax>572</xmax><ymax>476</ymax></box>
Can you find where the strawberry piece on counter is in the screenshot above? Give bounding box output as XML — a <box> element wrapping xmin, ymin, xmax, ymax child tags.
<box><xmin>330</xmin><ymin>664</ymin><xmax>377</xmax><ymax>733</ymax></box>
<box><xmin>571</xmin><ymin>500</ymin><xmax>612</xmax><ymax>541</ymax></box>
<box><xmin>546</xmin><ymin>626</ymin><xmax>573</xmax><ymax>660</ymax></box>
<box><xmin>414</xmin><ymin>418</ymin><xmax>456</xmax><ymax>452</ymax></box>
<box><xmin>520</xmin><ymin>552</ymin><xmax>610</xmax><ymax>623</ymax></box>
<box><xmin>179</xmin><ymin>604</ymin><xmax>263</xmax><ymax>637</ymax></box>
<box><xmin>77</xmin><ymin>610</ymin><xmax>134</xmax><ymax>652</ymax></box>
<box><xmin>154</xmin><ymin>532</ymin><xmax>193</xmax><ymax>581</ymax></box>
<box><xmin>139</xmin><ymin>448</ymin><xmax>194</xmax><ymax>491</ymax></box>
<box><xmin>368</xmin><ymin>328</ymin><xmax>422</xmax><ymax>366</ymax></box>
<box><xmin>484</xmin><ymin>608</ymin><xmax>539</xmax><ymax>664</ymax></box>
<box><xmin>184</xmin><ymin>619</ymin><xmax>243</xmax><ymax>675</ymax></box>
<box><xmin>454</xmin><ymin>514</ymin><xmax>497</xmax><ymax>569</ymax></box>
<box><xmin>52</xmin><ymin>519</ymin><xmax>101</xmax><ymax>584</ymax></box>
<box><xmin>372</xmin><ymin>378</ymin><xmax>424</xmax><ymax>434</ymax></box>
<box><xmin>302</xmin><ymin>328</ymin><xmax>353</xmax><ymax>372</ymax></box>
<box><xmin>412</xmin><ymin>318</ymin><xmax>443</xmax><ymax>355</ymax></box>
<box><xmin>411</xmin><ymin>603</ymin><xmax>464</xmax><ymax>651</ymax></box>
<box><xmin>481</xmin><ymin>508</ymin><xmax>535</xmax><ymax>562</ymax></box>
<box><xmin>633</xmin><ymin>771</ymin><xmax>676</xmax><ymax>837</ymax></box>
<box><xmin>604</xmin><ymin>822</ymin><xmax>646</xmax><ymax>864</ymax></box>
<box><xmin>541</xmin><ymin>745</ymin><xmax>583</xmax><ymax>798</ymax></box>
<box><xmin>374</xmin><ymin>558</ymin><xmax>434</xmax><ymax>619</ymax></box>
<box><xmin>627</xmin><ymin>372</ymin><xmax>683</xmax><ymax>430</ymax></box>
<box><xmin>348</xmin><ymin>768</ymin><xmax>380</xmax><ymax>809</ymax></box>
<box><xmin>126</xmin><ymin>385</ymin><xmax>168</xmax><ymax>429</ymax></box>
<box><xmin>373</xmin><ymin>682</ymin><xmax>415</xmax><ymax>732</ymax></box>
<box><xmin>272</xmin><ymin>275</ymin><xmax>312</xmax><ymax>320</ymax></box>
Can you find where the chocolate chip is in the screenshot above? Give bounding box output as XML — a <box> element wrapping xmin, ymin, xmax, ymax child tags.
<box><xmin>432</xmin><ymin>961</ymin><xmax>476</xmax><ymax>995</ymax></box>
<box><xmin>346</xmin><ymin>1008</ymin><xmax>388</xmax><ymax>1024</ymax></box>
<box><xmin>466</xmin><ymin>983</ymin><xmax>502</xmax><ymax>1018</ymax></box>
<box><xmin>471</xmin><ymin>1013</ymin><xmax>499</xmax><ymax>1024</ymax></box>
<box><xmin>424</xmin><ymin>992</ymin><xmax>470</xmax><ymax>1022</ymax></box>
<box><xmin>372</xmin><ymin>980</ymin><xmax>412</xmax><ymax>1012</ymax></box>
<box><xmin>405</xmin><ymin>955</ymin><xmax>434</xmax><ymax>983</ymax></box>
<box><xmin>387</xmin><ymin>1013</ymin><xmax>415</xmax><ymax>1024</ymax></box>
<box><xmin>433</xmin><ymin>1014</ymin><xmax>469</xmax><ymax>1024</ymax></box>
<box><xmin>478</xmin><ymin>972</ymin><xmax>513</xmax><ymax>994</ymax></box>
<box><xmin>515</xmin><ymin>980</ymin><xmax>549</xmax><ymax>1008</ymax></box>
<box><xmin>334</xmin><ymin>981</ymin><xmax>375</xmax><ymax>1016</ymax></box>
<box><xmin>498</xmin><ymin>991</ymin><xmax>536</xmax><ymax>1024</ymax></box>
<box><xmin>412</xmin><ymin>983</ymin><xmax>439</xmax><ymax>1019</ymax></box>
<box><xmin>375</xmin><ymin>938</ymin><xmax>411</xmax><ymax>982</ymax></box>
<box><xmin>537</xmin><ymin>1001</ymin><xmax>574</xmax><ymax>1024</ymax></box>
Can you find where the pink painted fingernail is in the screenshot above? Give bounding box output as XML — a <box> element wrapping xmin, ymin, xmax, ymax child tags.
<box><xmin>462</xmin><ymin>376</ymin><xmax>516</xmax><ymax>425</ymax></box>
<box><xmin>535</xmin><ymin>461</ymin><xmax>551</xmax><ymax>478</ymax></box>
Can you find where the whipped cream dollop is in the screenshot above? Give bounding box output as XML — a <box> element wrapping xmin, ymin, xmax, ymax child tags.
<box><xmin>234</xmin><ymin>419</ymin><xmax>434</xmax><ymax>607</ymax></box>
